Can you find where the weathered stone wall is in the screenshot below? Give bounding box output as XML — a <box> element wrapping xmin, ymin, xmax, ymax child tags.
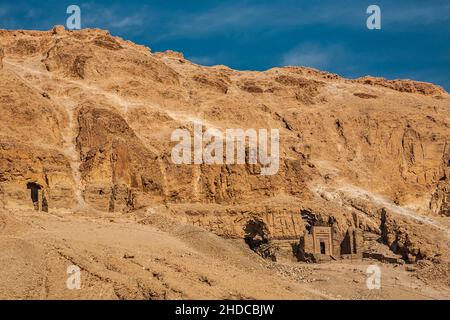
<box><xmin>176</xmin><ymin>206</ymin><xmax>305</xmax><ymax>240</ymax></box>
<box><xmin>0</xmin><ymin>140</ymin><xmax>77</xmax><ymax>212</ymax></box>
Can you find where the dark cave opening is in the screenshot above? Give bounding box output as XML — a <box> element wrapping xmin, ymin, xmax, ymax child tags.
<box><xmin>244</xmin><ymin>219</ymin><xmax>270</xmax><ymax>251</ymax></box>
<box><xmin>26</xmin><ymin>182</ymin><xmax>47</xmax><ymax>212</ymax></box>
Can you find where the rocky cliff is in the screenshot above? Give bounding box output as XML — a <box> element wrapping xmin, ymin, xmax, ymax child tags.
<box><xmin>0</xmin><ymin>26</ymin><xmax>449</xmax><ymax>262</ymax></box>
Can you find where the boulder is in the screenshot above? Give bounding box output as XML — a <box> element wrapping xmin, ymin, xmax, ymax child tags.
<box><xmin>52</xmin><ymin>25</ymin><xmax>65</xmax><ymax>35</ymax></box>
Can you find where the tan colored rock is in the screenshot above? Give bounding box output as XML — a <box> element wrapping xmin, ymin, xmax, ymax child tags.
<box><xmin>0</xmin><ymin>27</ymin><xmax>449</xmax><ymax>265</ymax></box>
<box><xmin>0</xmin><ymin>45</ymin><xmax>4</xmax><ymax>68</ymax></box>
<box><xmin>52</xmin><ymin>25</ymin><xmax>65</xmax><ymax>35</ymax></box>
<box><xmin>355</xmin><ymin>76</ymin><xmax>446</xmax><ymax>95</ymax></box>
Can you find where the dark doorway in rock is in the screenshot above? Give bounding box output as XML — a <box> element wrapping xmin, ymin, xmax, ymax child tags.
<box><xmin>243</xmin><ymin>219</ymin><xmax>276</xmax><ymax>261</ymax></box>
<box><xmin>26</xmin><ymin>182</ymin><xmax>42</xmax><ymax>211</ymax></box>
<box><xmin>244</xmin><ymin>218</ymin><xmax>269</xmax><ymax>251</ymax></box>
<box><xmin>320</xmin><ymin>241</ymin><xmax>326</xmax><ymax>254</ymax></box>
<box><xmin>340</xmin><ymin>231</ymin><xmax>352</xmax><ymax>254</ymax></box>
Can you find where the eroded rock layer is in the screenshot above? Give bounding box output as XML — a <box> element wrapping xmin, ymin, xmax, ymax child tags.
<box><xmin>0</xmin><ymin>27</ymin><xmax>449</xmax><ymax>262</ymax></box>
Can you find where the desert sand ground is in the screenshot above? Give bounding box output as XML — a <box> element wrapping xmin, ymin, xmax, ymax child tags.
<box><xmin>1</xmin><ymin>207</ymin><xmax>448</xmax><ymax>300</ymax></box>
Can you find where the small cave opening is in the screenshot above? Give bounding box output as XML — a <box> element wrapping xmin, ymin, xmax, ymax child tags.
<box><xmin>26</xmin><ymin>182</ymin><xmax>47</xmax><ymax>212</ymax></box>
<box><xmin>244</xmin><ymin>219</ymin><xmax>270</xmax><ymax>251</ymax></box>
<box><xmin>27</xmin><ymin>182</ymin><xmax>42</xmax><ymax>211</ymax></box>
<box><xmin>243</xmin><ymin>219</ymin><xmax>277</xmax><ymax>261</ymax></box>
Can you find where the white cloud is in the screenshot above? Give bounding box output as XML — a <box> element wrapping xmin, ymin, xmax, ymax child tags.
<box><xmin>281</xmin><ymin>43</ymin><xmax>344</xmax><ymax>69</ymax></box>
<box><xmin>161</xmin><ymin>4</ymin><xmax>265</xmax><ymax>39</ymax></box>
<box><xmin>109</xmin><ymin>14</ymin><xmax>146</xmax><ymax>29</ymax></box>
<box><xmin>188</xmin><ymin>55</ymin><xmax>216</xmax><ymax>66</ymax></box>
<box><xmin>384</xmin><ymin>3</ymin><xmax>450</xmax><ymax>26</ymax></box>
<box><xmin>80</xmin><ymin>3</ymin><xmax>150</xmax><ymax>32</ymax></box>
<box><xmin>158</xmin><ymin>1</ymin><xmax>363</xmax><ymax>40</ymax></box>
<box><xmin>158</xmin><ymin>1</ymin><xmax>450</xmax><ymax>40</ymax></box>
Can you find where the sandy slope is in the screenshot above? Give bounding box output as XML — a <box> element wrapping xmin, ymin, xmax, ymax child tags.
<box><xmin>1</xmin><ymin>208</ymin><xmax>448</xmax><ymax>300</ymax></box>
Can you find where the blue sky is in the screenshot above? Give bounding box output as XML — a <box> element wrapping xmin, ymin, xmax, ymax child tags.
<box><xmin>1</xmin><ymin>0</ymin><xmax>449</xmax><ymax>91</ymax></box>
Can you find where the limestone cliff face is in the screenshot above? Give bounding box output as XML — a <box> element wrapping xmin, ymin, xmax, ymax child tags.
<box><xmin>0</xmin><ymin>27</ymin><xmax>449</xmax><ymax>257</ymax></box>
<box><xmin>0</xmin><ymin>45</ymin><xmax>4</xmax><ymax>68</ymax></box>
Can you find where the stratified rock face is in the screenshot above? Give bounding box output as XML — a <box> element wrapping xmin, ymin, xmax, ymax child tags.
<box><xmin>379</xmin><ymin>208</ymin><xmax>450</xmax><ymax>262</ymax></box>
<box><xmin>0</xmin><ymin>28</ymin><xmax>449</xmax><ymax>256</ymax></box>
<box><xmin>0</xmin><ymin>138</ymin><xmax>77</xmax><ymax>211</ymax></box>
<box><xmin>431</xmin><ymin>181</ymin><xmax>450</xmax><ymax>216</ymax></box>
<box><xmin>431</xmin><ymin>149</ymin><xmax>450</xmax><ymax>216</ymax></box>
<box><xmin>0</xmin><ymin>45</ymin><xmax>4</xmax><ymax>68</ymax></box>
<box><xmin>356</xmin><ymin>76</ymin><xmax>446</xmax><ymax>95</ymax></box>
